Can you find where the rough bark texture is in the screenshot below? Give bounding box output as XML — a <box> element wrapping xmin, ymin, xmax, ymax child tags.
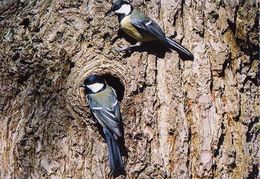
<box><xmin>0</xmin><ymin>0</ymin><xmax>259</xmax><ymax>178</ymax></box>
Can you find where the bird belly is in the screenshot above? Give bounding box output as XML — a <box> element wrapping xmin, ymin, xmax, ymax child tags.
<box><xmin>120</xmin><ymin>16</ymin><xmax>154</xmax><ymax>42</ymax></box>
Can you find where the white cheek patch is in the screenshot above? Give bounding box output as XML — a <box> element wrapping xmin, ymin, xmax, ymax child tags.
<box><xmin>87</xmin><ymin>83</ymin><xmax>104</xmax><ymax>93</ymax></box>
<box><xmin>115</xmin><ymin>4</ymin><xmax>131</xmax><ymax>15</ymax></box>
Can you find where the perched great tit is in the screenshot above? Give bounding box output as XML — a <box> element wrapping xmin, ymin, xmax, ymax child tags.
<box><xmin>106</xmin><ymin>0</ymin><xmax>194</xmax><ymax>59</ymax></box>
<box><xmin>81</xmin><ymin>75</ymin><xmax>124</xmax><ymax>174</ymax></box>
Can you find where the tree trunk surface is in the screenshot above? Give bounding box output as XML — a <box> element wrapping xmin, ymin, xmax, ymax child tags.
<box><xmin>0</xmin><ymin>0</ymin><xmax>259</xmax><ymax>178</ymax></box>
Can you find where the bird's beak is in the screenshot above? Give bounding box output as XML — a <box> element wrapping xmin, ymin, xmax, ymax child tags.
<box><xmin>105</xmin><ymin>9</ymin><xmax>115</xmax><ymax>17</ymax></box>
<box><xmin>79</xmin><ymin>84</ymin><xmax>84</xmax><ymax>88</ymax></box>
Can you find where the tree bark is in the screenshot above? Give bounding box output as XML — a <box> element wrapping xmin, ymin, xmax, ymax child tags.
<box><xmin>0</xmin><ymin>0</ymin><xmax>259</xmax><ymax>178</ymax></box>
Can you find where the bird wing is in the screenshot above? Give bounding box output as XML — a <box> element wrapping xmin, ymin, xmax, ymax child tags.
<box><xmin>111</xmin><ymin>87</ymin><xmax>121</xmax><ymax>121</ymax></box>
<box><xmin>87</xmin><ymin>89</ymin><xmax>122</xmax><ymax>137</ymax></box>
<box><xmin>130</xmin><ymin>9</ymin><xmax>194</xmax><ymax>59</ymax></box>
<box><xmin>130</xmin><ymin>9</ymin><xmax>169</xmax><ymax>45</ymax></box>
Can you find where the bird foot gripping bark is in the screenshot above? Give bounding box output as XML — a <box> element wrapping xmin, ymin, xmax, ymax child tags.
<box><xmin>115</xmin><ymin>42</ymin><xmax>142</xmax><ymax>53</ymax></box>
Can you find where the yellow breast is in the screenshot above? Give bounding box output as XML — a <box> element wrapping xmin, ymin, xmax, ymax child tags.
<box><xmin>120</xmin><ymin>16</ymin><xmax>154</xmax><ymax>42</ymax></box>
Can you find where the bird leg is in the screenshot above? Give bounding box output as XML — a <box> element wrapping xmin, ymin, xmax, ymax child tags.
<box><xmin>111</xmin><ymin>35</ymin><xmax>120</xmax><ymax>45</ymax></box>
<box><xmin>116</xmin><ymin>42</ymin><xmax>142</xmax><ymax>52</ymax></box>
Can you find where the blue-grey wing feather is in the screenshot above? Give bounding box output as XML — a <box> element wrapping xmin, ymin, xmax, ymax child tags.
<box><xmin>87</xmin><ymin>88</ymin><xmax>122</xmax><ymax>137</ymax></box>
<box><xmin>130</xmin><ymin>9</ymin><xmax>168</xmax><ymax>44</ymax></box>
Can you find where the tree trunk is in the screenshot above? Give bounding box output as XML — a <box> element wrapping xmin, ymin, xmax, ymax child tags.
<box><xmin>0</xmin><ymin>0</ymin><xmax>259</xmax><ymax>178</ymax></box>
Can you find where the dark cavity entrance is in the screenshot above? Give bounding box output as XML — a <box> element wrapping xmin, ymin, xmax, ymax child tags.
<box><xmin>101</xmin><ymin>74</ymin><xmax>125</xmax><ymax>102</ymax></box>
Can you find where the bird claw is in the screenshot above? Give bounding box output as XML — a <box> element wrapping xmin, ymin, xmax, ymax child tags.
<box><xmin>115</xmin><ymin>46</ymin><xmax>131</xmax><ymax>53</ymax></box>
<box><xmin>115</xmin><ymin>42</ymin><xmax>142</xmax><ymax>53</ymax></box>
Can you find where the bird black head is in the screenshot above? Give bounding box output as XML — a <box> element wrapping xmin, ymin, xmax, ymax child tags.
<box><xmin>81</xmin><ymin>74</ymin><xmax>106</xmax><ymax>94</ymax></box>
<box><xmin>106</xmin><ymin>0</ymin><xmax>133</xmax><ymax>17</ymax></box>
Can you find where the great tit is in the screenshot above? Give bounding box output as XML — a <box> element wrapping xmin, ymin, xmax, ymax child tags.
<box><xmin>81</xmin><ymin>74</ymin><xmax>124</xmax><ymax>174</ymax></box>
<box><xmin>106</xmin><ymin>0</ymin><xmax>194</xmax><ymax>59</ymax></box>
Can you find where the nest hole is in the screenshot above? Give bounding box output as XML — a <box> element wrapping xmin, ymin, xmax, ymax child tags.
<box><xmin>101</xmin><ymin>74</ymin><xmax>125</xmax><ymax>101</ymax></box>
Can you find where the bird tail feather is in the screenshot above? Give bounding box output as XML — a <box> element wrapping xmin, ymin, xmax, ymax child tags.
<box><xmin>166</xmin><ymin>37</ymin><xmax>194</xmax><ymax>59</ymax></box>
<box><xmin>103</xmin><ymin>128</ymin><xmax>124</xmax><ymax>173</ymax></box>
